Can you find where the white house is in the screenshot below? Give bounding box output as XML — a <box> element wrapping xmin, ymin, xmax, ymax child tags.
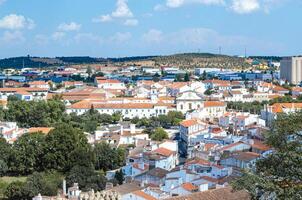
<box><xmin>220</xmin><ymin>151</ymin><xmax>260</xmax><ymax>169</ymax></box>
<box><xmin>219</xmin><ymin>141</ymin><xmax>251</xmax><ymax>153</ymax></box>
<box><xmin>170</xmin><ymin>182</ymin><xmax>199</xmax><ymax>196</ymax></box>
<box><xmin>143</xmin><ymin>147</ymin><xmax>178</xmax><ymax>171</ymax></box>
<box><xmin>95</xmin><ymin>79</ymin><xmax>126</xmax><ymax>90</ymax></box>
<box><xmin>0</xmin><ymin>122</ymin><xmax>26</xmax><ymax>143</ymax></box>
<box><xmin>261</xmin><ymin>103</ymin><xmax>302</xmax><ymax>126</ymax></box>
<box><xmin>185</xmin><ymin>159</ymin><xmax>231</xmax><ymax>179</ymax></box>
<box><xmin>67</xmin><ymin>99</ymin><xmax>176</xmax><ymax>119</ymax></box>
<box><xmin>28</xmin><ymin>81</ymin><xmax>50</xmax><ymax>90</ymax></box>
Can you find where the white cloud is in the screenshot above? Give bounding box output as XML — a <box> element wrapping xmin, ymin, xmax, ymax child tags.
<box><xmin>0</xmin><ymin>0</ymin><xmax>6</xmax><ymax>5</ymax></box>
<box><xmin>110</xmin><ymin>32</ymin><xmax>132</xmax><ymax>43</ymax></box>
<box><xmin>58</xmin><ymin>22</ymin><xmax>81</xmax><ymax>31</ymax></box>
<box><xmin>0</xmin><ymin>14</ymin><xmax>35</xmax><ymax>30</ymax></box>
<box><xmin>166</xmin><ymin>0</ymin><xmax>185</xmax><ymax>8</ymax></box>
<box><xmin>112</xmin><ymin>0</ymin><xmax>133</xmax><ymax>18</ymax></box>
<box><xmin>92</xmin><ymin>15</ymin><xmax>113</xmax><ymax>23</ymax></box>
<box><xmin>0</xmin><ymin>31</ymin><xmax>25</xmax><ymax>43</ymax></box>
<box><xmin>230</xmin><ymin>0</ymin><xmax>260</xmax><ymax>13</ymax></box>
<box><xmin>142</xmin><ymin>29</ymin><xmax>163</xmax><ymax>43</ymax></box>
<box><xmin>166</xmin><ymin>0</ymin><xmax>224</xmax><ymax>8</ymax></box>
<box><xmin>35</xmin><ymin>34</ymin><xmax>49</xmax><ymax>45</ymax></box>
<box><xmin>154</xmin><ymin>4</ymin><xmax>168</xmax><ymax>11</ymax></box>
<box><xmin>93</xmin><ymin>0</ymin><xmax>134</xmax><ymax>24</ymax></box>
<box><xmin>124</xmin><ymin>19</ymin><xmax>138</xmax><ymax>26</ymax></box>
<box><xmin>74</xmin><ymin>33</ymin><xmax>103</xmax><ymax>44</ymax></box>
<box><xmin>52</xmin><ymin>32</ymin><xmax>66</xmax><ymax>41</ymax></box>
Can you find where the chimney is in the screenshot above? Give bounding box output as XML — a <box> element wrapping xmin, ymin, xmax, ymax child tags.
<box><xmin>63</xmin><ymin>179</ymin><xmax>67</xmax><ymax>196</ymax></box>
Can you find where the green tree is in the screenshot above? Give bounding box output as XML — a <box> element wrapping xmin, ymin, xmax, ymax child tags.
<box><xmin>94</xmin><ymin>142</ymin><xmax>126</xmax><ymax>171</ymax></box>
<box><xmin>0</xmin><ymin>159</ymin><xmax>8</xmax><ymax>177</ymax></box>
<box><xmin>0</xmin><ymin>135</ymin><xmax>11</xmax><ymax>165</ymax></box>
<box><xmin>4</xmin><ymin>99</ymin><xmax>65</xmax><ymax>128</ymax></box>
<box><xmin>24</xmin><ymin>171</ymin><xmax>62</xmax><ymax>198</ymax></box>
<box><xmin>86</xmin><ymin>66</ymin><xmax>93</xmax><ymax>77</ymax></box>
<box><xmin>201</xmin><ymin>70</ymin><xmax>207</xmax><ymax>80</ymax></box>
<box><xmin>112</xmin><ymin>112</ymin><xmax>122</xmax><ymax>123</ymax></box>
<box><xmin>99</xmin><ymin>113</ymin><xmax>114</xmax><ymax>124</ymax></box>
<box><xmin>42</xmin><ymin>123</ymin><xmax>90</xmax><ymax>172</ymax></box>
<box><xmin>184</xmin><ymin>72</ymin><xmax>190</xmax><ymax>82</ymax></box>
<box><xmin>10</xmin><ymin>132</ymin><xmax>45</xmax><ymax>175</ymax></box>
<box><xmin>4</xmin><ymin>181</ymin><xmax>29</xmax><ymax>200</ymax></box>
<box><xmin>66</xmin><ymin>165</ymin><xmax>106</xmax><ymax>192</ymax></box>
<box><xmin>150</xmin><ymin>128</ymin><xmax>168</xmax><ymax>141</ymax></box>
<box><xmin>114</xmin><ymin>169</ymin><xmax>124</xmax><ymax>185</ymax></box>
<box><xmin>232</xmin><ymin>112</ymin><xmax>302</xmax><ymax>199</ymax></box>
<box><xmin>167</xmin><ymin>111</ymin><xmax>184</xmax><ymax>126</ymax></box>
<box><xmin>204</xmin><ymin>89</ymin><xmax>214</xmax><ymax>96</ymax></box>
<box><xmin>0</xmin><ymin>107</ymin><xmax>5</xmax><ymax>121</ymax></box>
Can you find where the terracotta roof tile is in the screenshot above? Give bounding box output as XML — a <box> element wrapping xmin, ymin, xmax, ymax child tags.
<box><xmin>180</xmin><ymin>119</ymin><xmax>199</xmax><ymax>127</ymax></box>
<box><xmin>153</xmin><ymin>147</ymin><xmax>174</xmax><ymax>157</ymax></box>
<box><xmin>181</xmin><ymin>183</ymin><xmax>198</xmax><ymax>191</ymax></box>
<box><xmin>167</xmin><ymin>187</ymin><xmax>250</xmax><ymax>200</ymax></box>
<box><xmin>132</xmin><ymin>190</ymin><xmax>157</xmax><ymax>200</ymax></box>
<box><xmin>204</xmin><ymin>101</ymin><xmax>226</xmax><ymax>107</ymax></box>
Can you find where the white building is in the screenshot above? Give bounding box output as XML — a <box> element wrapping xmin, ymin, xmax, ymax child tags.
<box><xmin>67</xmin><ymin>99</ymin><xmax>175</xmax><ymax>119</ymax></box>
<box><xmin>0</xmin><ymin>88</ymin><xmax>48</xmax><ymax>101</ymax></box>
<box><xmin>95</xmin><ymin>79</ymin><xmax>126</xmax><ymax>90</ymax></box>
<box><xmin>280</xmin><ymin>56</ymin><xmax>302</xmax><ymax>84</ymax></box>
<box><xmin>176</xmin><ymin>91</ymin><xmax>204</xmax><ymax>113</ymax></box>
<box><xmin>0</xmin><ymin>122</ymin><xmax>26</xmax><ymax>143</ymax></box>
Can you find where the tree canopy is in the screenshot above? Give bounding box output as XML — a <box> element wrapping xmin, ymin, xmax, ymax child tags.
<box><xmin>94</xmin><ymin>142</ymin><xmax>126</xmax><ymax>171</ymax></box>
<box><xmin>232</xmin><ymin>112</ymin><xmax>302</xmax><ymax>199</ymax></box>
<box><xmin>150</xmin><ymin>128</ymin><xmax>169</xmax><ymax>141</ymax></box>
<box><xmin>42</xmin><ymin>123</ymin><xmax>91</xmax><ymax>172</ymax></box>
<box><xmin>2</xmin><ymin>98</ymin><xmax>66</xmax><ymax>128</ymax></box>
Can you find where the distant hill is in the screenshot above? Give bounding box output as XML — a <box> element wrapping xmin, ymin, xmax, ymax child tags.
<box><xmin>152</xmin><ymin>53</ymin><xmax>251</xmax><ymax>69</ymax></box>
<box><xmin>0</xmin><ymin>53</ymin><xmax>251</xmax><ymax>69</ymax></box>
<box><xmin>249</xmin><ymin>56</ymin><xmax>282</xmax><ymax>62</ymax></box>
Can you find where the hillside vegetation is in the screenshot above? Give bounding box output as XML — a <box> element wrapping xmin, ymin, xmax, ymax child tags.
<box><xmin>0</xmin><ymin>53</ymin><xmax>251</xmax><ymax>69</ymax></box>
<box><xmin>153</xmin><ymin>53</ymin><xmax>251</xmax><ymax>69</ymax></box>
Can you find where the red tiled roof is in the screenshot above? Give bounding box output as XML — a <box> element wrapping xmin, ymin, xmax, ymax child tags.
<box><xmin>28</xmin><ymin>127</ymin><xmax>53</xmax><ymax>134</ymax></box>
<box><xmin>180</xmin><ymin>119</ymin><xmax>199</xmax><ymax>127</ymax></box>
<box><xmin>251</xmin><ymin>139</ymin><xmax>271</xmax><ymax>151</ymax></box>
<box><xmin>97</xmin><ymin>79</ymin><xmax>121</xmax><ymax>84</ymax></box>
<box><xmin>69</xmin><ymin>100</ymin><xmax>174</xmax><ymax>109</ymax></box>
<box><xmin>204</xmin><ymin>101</ymin><xmax>225</xmax><ymax>107</ymax></box>
<box><xmin>181</xmin><ymin>183</ymin><xmax>198</xmax><ymax>191</ymax></box>
<box><xmin>270</xmin><ymin>103</ymin><xmax>302</xmax><ymax>113</ymax></box>
<box><xmin>132</xmin><ymin>190</ymin><xmax>157</xmax><ymax>200</ymax></box>
<box><xmin>153</xmin><ymin>147</ymin><xmax>174</xmax><ymax>157</ymax></box>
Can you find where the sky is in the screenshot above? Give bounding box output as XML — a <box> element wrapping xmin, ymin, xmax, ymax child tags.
<box><xmin>0</xmin><ymin>0</ymin><xmax>301</xmax><ymax>58</ymax></box>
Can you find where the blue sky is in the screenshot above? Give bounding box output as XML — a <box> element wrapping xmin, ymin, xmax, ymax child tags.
<box><xmin>0</xmin><ymin>0</ymin><xmax>301</xmax><ymax>58</ymax></box>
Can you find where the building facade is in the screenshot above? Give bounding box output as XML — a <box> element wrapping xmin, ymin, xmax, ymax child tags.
<box><xmin>280</xmin><ymin>56</ymin><xmax>302</xmax><ymax>84</ymax></box>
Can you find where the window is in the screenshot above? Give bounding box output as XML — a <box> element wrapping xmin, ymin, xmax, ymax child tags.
<box><xmin>189</xmin><ymin>103</ymin><xmax>192</xmax><ymax>110</ymax></box>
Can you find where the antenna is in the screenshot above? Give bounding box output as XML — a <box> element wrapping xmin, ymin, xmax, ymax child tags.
<box><xmin>219</xmin><ymin>46</ymin><xmax>222</xmax><ymax>55</ymax></box>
